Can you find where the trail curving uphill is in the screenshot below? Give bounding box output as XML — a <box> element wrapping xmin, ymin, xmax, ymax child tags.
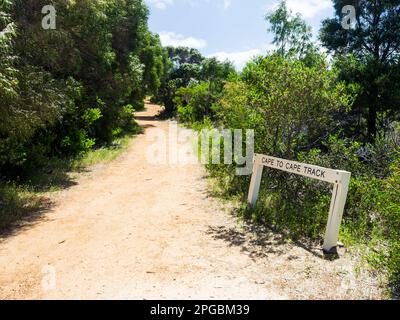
<box><xmin>0</xmin><ymin>103</ymin><xmax>382</xmax><ymax>299</ymax></box>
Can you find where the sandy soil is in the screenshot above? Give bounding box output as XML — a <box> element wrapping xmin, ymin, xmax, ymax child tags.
<box><xmin>0</xmin><ymin>103</ymin><xmax>383</xmax><ymax>300</ymax></box>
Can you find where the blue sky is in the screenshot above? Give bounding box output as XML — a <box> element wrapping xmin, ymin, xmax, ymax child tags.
<box><xmin>144</xmin><ymin>0</ymin><xmax>335</xmax><ymax>69</ymax></box>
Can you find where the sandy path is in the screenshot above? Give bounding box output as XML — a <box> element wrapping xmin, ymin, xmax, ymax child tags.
<box><xmin>0</xmin><ymin>103</ymin><xmax>382</xmax><ymax>300</ymax></box>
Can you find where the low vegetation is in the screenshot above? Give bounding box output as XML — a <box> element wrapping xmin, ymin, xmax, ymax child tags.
<box><xmin>170</xmin><ymin>1</ymin><xmax>400</xmax><ymax>296</ymax></box>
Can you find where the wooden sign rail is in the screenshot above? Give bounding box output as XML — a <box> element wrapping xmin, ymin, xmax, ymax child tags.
<box><xmin>247</xmin><ymin>154</ymin><xmax>351</xmax><ymax>253</ymax></box>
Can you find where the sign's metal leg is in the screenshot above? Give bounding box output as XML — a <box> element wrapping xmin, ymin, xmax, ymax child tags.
<box><xmin>247</xmin><ymin>160</ymin><xmax>264</xmax><ymax>207</ymax></box>
<box><xmin>323</xmin><ymin>172</ymin><xmax>351</xmax><ymax>253</ymax></box>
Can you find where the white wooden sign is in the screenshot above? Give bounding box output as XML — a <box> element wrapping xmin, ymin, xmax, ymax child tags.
<box><xmin>247</xmin><ymin>154</ymin><xmax>351</xmax><ymax>253</ymax></box>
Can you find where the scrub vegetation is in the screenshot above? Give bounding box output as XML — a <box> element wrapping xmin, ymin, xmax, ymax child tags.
<box><xmin>167</xmin><ymin>1</ymin><xmax>400</xmax><ymax>296</ymax></box>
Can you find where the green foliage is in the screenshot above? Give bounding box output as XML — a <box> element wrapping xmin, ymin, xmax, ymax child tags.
<box><xmin>1</xmin><ymin>0</ymin><xmax>399</xmax><ymax>296</ymax></box>
<box><xmin>219</xmin><ymin>54</ymin><xmax>354</xmax><ymax>159</ymax></box>
<box><xmin>176</xmin><ymin>82</ymin><xmax>216</xmax><ymax>124</ymax></box>
<box><xmin>155</xmin><ymin>46</ymin><xmax>236</xmax><ymax>115</ymax></box>
<box><xmin>82</xmin><ymin>108</ymin><xmax>103</xmax><ymax>128</ymax></box>
<box><xmin>0</xmin><ymin>0</ymin><xmax>161</xmax><ymax>177</ymax></box>
<box><xmin>320</xmin><ymin>0</ymin><xmax>400</xmax><ymax>139</ymax></box>
<box><xmin>199</xmin><ymin>55</ymin><xmax>353</xmax><ymax>238</ymax></box>
<box><xmin>265</xmin><ymin>0</ymin><xmax>323</xmax><ymax>66</ymax></box>
<box><xmin>320</xmin><ymin>0</ymin><xmax>400</xmax><ymax>291</ymax></box>
<box><xmin>0</xmin><ymin>0</ymin><xmax>17</xmax><ymax>102</ymax></box>
<box><xmin>379</xmin><ymin>153</ymin><xmax>400</xmax><ymax>289</ymax></box>
<box><xmin>201</xmin><ymin>57</ymin><xmax>236</xmax><ymax>93</ymax></box>
<box><xmin>266</xmin><ymin>1</ymin><xmax>313</xmax><ymax>57</ymax></box>
<box><xmin>191</xmin><ymin>51</ymin><xmax>399</xmax><ymax>291</ymax></box>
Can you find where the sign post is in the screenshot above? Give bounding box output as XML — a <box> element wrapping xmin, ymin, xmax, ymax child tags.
<box><xmin>247</xmin><ymin>154</ymin><xmax>351</xmax><ymax>253</ymax></box>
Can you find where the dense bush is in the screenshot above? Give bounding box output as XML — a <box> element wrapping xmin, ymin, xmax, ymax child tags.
<box><xmin>175</xmin><ymin>82</ymin><xmax>215</xmax><ymax>123</ymax></box>
<box><xmin>379</xmin><ymin>152</ymin><xmax>400</xmax><ymax>290</ymax></box>
<box><xmin>0</xmin><ymin>0</ymin><xmax>163</xmax><ymax>178</ymax></box>
<box><xmin>189</xmin><ymin>53</ymin><xmax>400</xmax><ymax>289</ymax></box>
<box><xmin>207</xmin><ymin>55</ymin><xmax>354</xmax><ymax>236</ymax></box>
<box><xmin>154</xmin><ymin>47</ymin><xmax>235</xmax><ymax>116</ymax></box>
<box><xmin>216</xmin><ymin>54</ymin><xmax>355</xmax><ymax>158</ymax></box>
<box><xmin>1</xmin><ymin>0</ymin><xmax>399</xmax><ymax>295</ymax></box>
<box><xmin>320</xmin><ymin>0</ymin><xmax>400</xmax><ymax>140</ymax></box>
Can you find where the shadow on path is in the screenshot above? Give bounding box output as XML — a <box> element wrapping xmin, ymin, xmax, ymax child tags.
<box><xmin>207</xmin><ymin>216</ymin><xmax>340</xmax><ymax>262</ymax></box>
<box><xmin>0</xmin><ymin>193</ymin><xmax>54</xmax><ymax>241</ymax></box>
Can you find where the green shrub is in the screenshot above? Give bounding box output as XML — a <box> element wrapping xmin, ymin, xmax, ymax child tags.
<box><xmin>215</xmin><ymin>55</ymin><xmax>355</xmax><ymax>159</ymax></box>
<box><xmin>380</xmin><ymin>153</ymin><xmax>400</xmax><ymax>289</ymax></box>
<box><xmin>119</xmin><ymin>104</ymin><xmax>137</xmax><ymax>131</ymax></box>
<box><xmin>176</xmin><ymin>82</ymin><xmax>216</xmax><ymax>124</ymax></box>
<box><xmin>1</xmin><ymin>0</ymin><xmax>163</xmax><ymax>178</ymax></box>
<box><xmin>200</xmin><ymin>53</ymin><xmax>400</xmax><ymax>292</ymax></box>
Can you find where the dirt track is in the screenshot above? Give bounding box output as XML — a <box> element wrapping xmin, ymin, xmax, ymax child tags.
<box><xmin>0</xmin><ymin>103</ymin><xmax>383</xmax><ymax>300</ymax></box>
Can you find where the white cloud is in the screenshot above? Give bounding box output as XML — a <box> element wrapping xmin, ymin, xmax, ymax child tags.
<box><xmin>221</xmin><ymin>0</ymin><xmax>232</xmax><ymax>9</ymax></box>
<box><xmin>208</xmin><ymin>48</ymin><xmax>263</xmax><ymax>70</ymax></box>
<box><xmin>287</xmin><ymin>0</ymin><xmax>331</xmax><ymax>18</ymax></box>
<box><xmin>146</xmin><ymin>0</ymin><xmax>174</xmax><ymax>10</ymax></box>
<box><xmin>159</xmin><ymin>31</ymin><xmax>207</xmax><ymax>49</ymax></box>
<box><xmin>146</xmin><ymin>0</ymin><xmax>232</xmax><ymax>10</ymax></box>
<box><xmin>266</xmin><ymin>0</ymin><xmax>332</xmax><ymax>19</ymax></box>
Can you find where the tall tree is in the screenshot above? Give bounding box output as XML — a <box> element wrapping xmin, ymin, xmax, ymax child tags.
<box><xmin>1</xmin><ymin>0</ymin><xmax>167</xmax><ymax>173</ymax></box>
<box><xmin>156</xmin><ymin>46</ymin><xmax>205</xmax><ymax>114</ymax></box>
<box><xmin>266</xmin><ymin>0</ymin><xmax>314</xmax><ymax>59</ymax></box>
<box><xmin>320</xmin><ymin>0</ymin><xmax>400</xmax><ymax>139</ymax></box>
<box><xmin>0</xmin><ymin>0</ymin><xmax>17</xmax><ymax>106</ymax></box>
<box><xmin>201</xmin><ymin>57</ymin><xmax>235</xmax><ymax>94</ymax></box>
<box><xmin>1</xmin><ymin>0</ymin><xmax>66</xmax><ymax>168</ymax></box>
